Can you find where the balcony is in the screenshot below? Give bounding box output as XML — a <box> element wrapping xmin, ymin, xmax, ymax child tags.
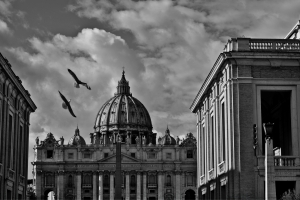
<box><xmin>19</xmin><ymin>175</ymin><xmax>25</xmax><ymax>185</ymax></box>
<box><xmin>257</xmin><ymin>156</ymin><xmax>299</xmax><ymax>167</ymax></box>
<box><xmin>208</xmin><ymin>169</ymin><xmax>214</xmax><ymax>180</ymax></box>
<box><xmin>218</xmin><ymin>161</ymin><xmax>225</xmax><ymax>174</ymax></box>
<box><xmin>148</xmin><ymin>183</ymin><xmax>157</xmax><ymax>188</ymax></box>
<box><xmin>200</xmin><ymin>175</ymin><xmax>205</xmax><ymax>185</ymax></box>
<box><xmin>7</xmin><ymin>169</ymin><xmax>15</xmax><ymax>181</ymax></box>
<box><xmin>224</xmin><ymin>38</ymin><xmax>300</xmax><ymax>52</ymax></box>
<box><xmin>82</xmin><ymin>184</ymin><xmax>92</xmax><ymax>188</ymax></box>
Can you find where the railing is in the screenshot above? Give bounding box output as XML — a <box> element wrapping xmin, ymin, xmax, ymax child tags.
<box><xmin>200</xmin><ymin>175</ymin><xmax>205</xmax><ymax>185</ymax></box>
<box><xmin>148</xmin><ymin>183</ymin><xmax>157</xmax><ymax>188</ymax></box>
<box><xmin>224</xmin><ymin>38</ymin><xmax>300</xmax><ymax>52</ymax></box>
<box><xmin>208</xmin><ymin>169</ymin><xmax>214</xmax><ymax>180</ymax></box>
<box><xmin>19</xmin><ymin>175</ymin><xmax>25</xmax><ymax>185</ymax></box>
<box><xmin>8</xmin><ymin>169</ymin><xmax>14</xmax><ymax>180</ymax></box>
<box><xmin>218</xmin><ymin>161</ymin><xmax>225</xmax><ymax>174</ymax></box>
<box><xmin>82</xmin><ymin>184</ymin><xmax>92</xmax><ymax>188</ymax></box>
<box><xmin>274</xmin><ymin>156</ymin><xmax>296</xmax><ymax>166</ymax></box>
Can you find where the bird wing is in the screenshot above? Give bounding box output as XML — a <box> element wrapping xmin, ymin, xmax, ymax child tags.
<box><xmin>67</xmin><ymin>103</ymin><xmax>77</xmax><ymax>118</ymax></box>
<box><xmin>58</xmin><ymin>91</ymin><xmax>76</xmax><ymax>118</ymax></box>
<box><xmin>58</xmin><ymin>91</ymin><xmax>68</xmax><ymax>103</ymax></box>
<box><xmin>68</xmin><ymin>69</ymin><xmax>82</xmax><ymax>83</ymax></box>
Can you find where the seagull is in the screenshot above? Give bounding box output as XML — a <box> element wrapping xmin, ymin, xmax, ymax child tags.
<box><xmin>58</xmin><ymin>91</ymin><xmax>76</xmax><ymax>118</ymax></box>
<box><xmin>68</xmin><ymin>69</ymin><xmax>91</xmax><ymax>90</ymax></box>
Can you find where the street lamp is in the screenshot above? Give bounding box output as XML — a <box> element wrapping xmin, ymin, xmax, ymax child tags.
<box><xmin>263</xmin><ymin>122</ymin><xmax>275</xmax><ymax>200</ymax></box>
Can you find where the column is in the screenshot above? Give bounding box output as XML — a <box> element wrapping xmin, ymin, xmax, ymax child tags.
<box><xmin>98</xmin><ymin>171</ymin><xmax>103</xmax><ymax>200</ymax></box>
<box><xmin>136</xmin><ymin>171</ymin><xmax>141</xmax><ymax>200</ymax></box>
<box><xmin>93</xmin><ymin>171</ymin><xmax>97</xmax><ymax>200</ymax></box>
<box><xmin>175</xmin><ymin>171</ymin><xmax>181</xmax><ymax>200</ymax></box>
<box><xmin>143</xmin><ymin>172</ymin><xmax>147</xmax><ymax>200</ymax></box>
<box><xmin>35</xmin><ymin>170</ymin><xmax>42</xmax><ymax>199</ymax></box>
<box><xmin>125</xmin><ymin>171</ymin><xmax>130</xmax><ymax>200</ymax></box>
<box><xmin>76</xmin><ymin>171</ymin><xmax>82</xmax><ymax>200</ymax></box>
<box><xmin>110</xmin><ymin>172</ymin><xmax>114</xmax><ymax>200</ymax></box>
<box><xmin>57</xmin><ymin>171</ymin><xmax>64</xmax><ymax>200</ymax></box>
<box><xmin>158</xmin><ymin>171</ymin><xmax>164</xmax><ymax>200</ymax></box>
<box><xmin>265</xmin><ymin>139</ymin><xmax>276</xmax><ymax>200</ymax></box>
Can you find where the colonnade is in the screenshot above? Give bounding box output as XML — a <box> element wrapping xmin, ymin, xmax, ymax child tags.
<box><xmin>36</xmin><ymin>170</ymin><xmax>184</xmax><ymax>200</ymax></box>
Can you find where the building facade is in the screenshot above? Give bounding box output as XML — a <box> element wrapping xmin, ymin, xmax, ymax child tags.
<box><xmin>33</xmin><ymin>71</ymin><xmax>197</xmax><ymax>200</ymax></box>
<box><xmin>190</xmin><ymin>35</ymin><xmax>300</xmax><ymax>199</ymax></box>
<box><xmin>0</xmin><ymin>53</ymin><xmax>37</xmax><ymax>199</ymax></box>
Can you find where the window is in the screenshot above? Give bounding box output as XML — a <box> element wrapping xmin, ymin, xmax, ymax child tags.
<box><xmin>130</xmin><ymin>175</ymin><xmax>136</xmax><ymax>187</ymax></box>
<box><xmin>83</xmin><ymin>153</ymin><xmax>91</xmax><ymax>159</ymax></box>
<box><xmin>68</xmin><ymin>153</ymin><xmax>74</xmax><ymax>159</ymax></box>
<box><xmin>45</xmin><ymin>174</ymin><xmax>54</xmax><ymax>186</ymax></box>
<box><xmin>19</xmin><ymin>125</ymin><xmax>23</xmax><ymax>175</ymax></box>
<box><xmin>103</xmin><ymin>175</ymin><xmax>109</xmax><ymax>187</ymax></box>
<box><xmin>219</xmin><ymin>102</ymin><xmax>226</xmax><ymax>162</ymax></box>
<box><xmin>166</xmin><ymin>153</ymin><xmax>172</xmax><ymax>159</ymax></box>
<box><xmin>166</xmin><ymin>175</ymin><xmax>171</xmax><ymax>186</ymax></box>
<box><xmin>83</xmin><ymin>174</ymin><xmax>92</xmax><ymax>186</ymax></box>
<box><xmin>7</xmin><ymin>114</ymin><xmax>13</xmax><ymax>168</ymax></box>
<box><xmin>47</xmin><ymin>150</ymin><xmax>53</xmax><ymax>159</ymax></box>
<box><xmin>131</xmin><ymin>153</ymin><xmax>135</xmax><ymax>158</ymax></box>
<box><xmin>209</xmin><ymin>115</ymin><xmax>214</xmax><ymax>169</ymax></box>
<box><xmin>104</xmin><ymin>153</ymin><xmax>109</xmax><ymax>158</ymax></box>
<box><xmin>187</xmin><ymin>173</ymin><xmax>193</xmax><ymax>186</ymax></box>
<box><xmin>261</xmin><ymin>90</ymin><xmax>292</xmax><ymax>155</ymax></box>
<box><xmin>68</xmin><ymin>175</ymin><xmax>73</xmax><ymax>187</ymax></box>
<box><xmin>148</xmin><ymin>174</ymin><xmax>156</xmax><ymax>184</ymax></box>
<box><xmin>187</xmin><ymin>150</ymin><xmax>193</xmax><ymax>158</ymax></box>
<box><xmin>148</xmin><ymin>153</ymin><xmax>156</xmax><ymax>159</ymax></box>
<box><xmin>149</xmin><ymin>189</ymin><xmax>156</xmax><ymax>193</ymax></box>
<box><xmin>201</xmin><ymin>124</ymin><xmax>205</xmax><ymax>175</ymax></box>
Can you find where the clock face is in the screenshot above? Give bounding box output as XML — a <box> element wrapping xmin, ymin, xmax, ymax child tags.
<box><xmin>96</xmin><ymin>127</ymin><xmax>100</xmax><ymax>132</ymax></box>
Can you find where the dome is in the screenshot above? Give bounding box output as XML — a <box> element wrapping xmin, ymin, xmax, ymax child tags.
<box><xmin>159</xmin><ymin>126</ymin><xmax>176</xmax><ymax>145</ymax></box>
<box><xmin>94</xmin><ymin>70</ymin><xmax>152</xmax><ymax>133</ymax></box>
<box><xmin>68</xmin><ymin>127</ymin><xmax>86</xmax><ymax>146</ymax></box>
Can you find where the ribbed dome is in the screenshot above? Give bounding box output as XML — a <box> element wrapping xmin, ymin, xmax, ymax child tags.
<box><xmin>94</xmin><ymin>70</ymin><xmax>152</xmax><ymax>133</ymax></box>
<box><xmin>68</xmin><ymin>127</ymin><xmax>86</xmax><ymax>146</ymax></box>
<box><xmin>160</xmin><ymin>126</ymin><xmax>176</xmax><ymax>145</ymax></box>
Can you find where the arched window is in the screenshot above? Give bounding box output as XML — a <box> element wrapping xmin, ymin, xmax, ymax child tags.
<box><xmin>130</xmin><ymin>175</ymin><xmax>136</xmax><ymax>187</ymax></box>
<box><xmin>149</xmin><ymin>174</ymin><xmax>156</xmax><ymax>184</ymax></box>
<box><xmin>45</xmin><ymin>173</ymin><xmax>54</xmax><ymax>187</ymax></box>
<box><xmin>166</xmin><ymin>175</ymin><xmax>171</xmax><ymax>186</ymax></box>
<box><xmin>104</xmin><ymin>175</ymin><xmax>109</xmax><ymax>187</ymax></box>
<box><xmin>68</xmin><ymin>175</ymin><xmax>73</xmax><ymax>187</ymax></box>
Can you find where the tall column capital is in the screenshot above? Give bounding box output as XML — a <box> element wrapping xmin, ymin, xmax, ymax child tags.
<box><xmin>157</xmin><ymin>170</ymin><xmax>164</xmax><ymax>175</ymax></box>
<box><xmin>76</xmin><ymin>171</ymin><xmax>82</xmax><ymax>175</ymax></box>
<box><xmin>175</xmin><ymin>170</ymin><xmax>182</xmax><ymax>175</ymax></box>
<box><xmin>56</xmin><ymin>170</ymin><xmax>64</xmax><ymax>175</ymax></box>
<box><xmin>92</xmin><ymin>171</ymin><xmax>98</xmax><ymax>175</ymax></box>
<box><xmin>136</xmin><ymin>170</ymin><xmax>142</xmax><ymax>175</ymax></box>
<box><xmin>97</xmin><ymin>170</ymin><xmax>104</xmax><ymax>175</ymax></box>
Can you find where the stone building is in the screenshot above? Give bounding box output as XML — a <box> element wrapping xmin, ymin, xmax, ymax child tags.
<box><xmin>0</xmin><ymin>53</ymin><xmax>37</xmax><ymax>199</ymax></box>
<box><xmin>33</xmin><ymin>71</ymin><xmax>197</xmax><ymax>200</ymax></box>
<box><xmin>190</xmin><ymin>32</ymin><xmax>300</xmax><ymax>198</ymax></box>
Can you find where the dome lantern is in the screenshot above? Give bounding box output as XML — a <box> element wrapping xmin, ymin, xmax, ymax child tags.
<box><xmin>116</xmin><ymin>69</ymin><xmax>130</xmax><ymax>95</ymax></box>
<box><xmin>68</xmin><ymin>126</ymin><xmax>86</xmax><ymax>146</ymax></box>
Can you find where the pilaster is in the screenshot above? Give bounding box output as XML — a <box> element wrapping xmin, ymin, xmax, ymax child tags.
<box><xmin>158</xmin><ymin>170</ymin><xmax>164</xmax><ymax>200</ymax></box>
<box><xmin>110</xmin><ymin>171</ymin><xmax>114</xmax><ymax>199</ymax></box>
<box><xmin>56</xmin><ymin>170</ymin><xmax>64</xmax><ymax>200</ymax></box>
<box><xmin>137</xmin><ymin>171</ymin><xmax>141</xmax><ymax>200</ymax></box>
<box><xmin>93</xmin><ymin>171</ymin><xmax>97</xmax><ymax>200</ymax></box>
<box><xmin>76</xmin><ymin>171</ymin><xmax>82</xmax><ymax>200</ymax></box>
<box><xmin>98</xmin><ymin>170</ymin><xmax>103</xmax><ymax>200</ymax></box>
<box><xmin>143</xmin><ymin>172</ymin><xmax>147</xmax><ymax>200</ymax></box>
<box><xmin>125</xmin><ymin>171</ymin><xmax>130</xmax><ymax>200</ymax></box>
<box><xmin>175</xmin><ymin>171</ymin><xmax>181</xmax><ymax>200</ymax></box>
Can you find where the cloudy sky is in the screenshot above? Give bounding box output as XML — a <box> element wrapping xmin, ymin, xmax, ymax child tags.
<box><xmin>1</xmin><ymin>0</ymin><xmax>300</xmax><ymax>178</ymax></box>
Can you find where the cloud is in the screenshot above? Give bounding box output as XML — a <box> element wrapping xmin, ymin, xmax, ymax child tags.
<box><xmin>0</xmin><ymin>0</ymin><xmax>12</xmax><ymax>17</ymax></box>
<box><xmin>0</xmin><ymin>19</ymin><xmax>10</xmax><ymax>34</ymax></box>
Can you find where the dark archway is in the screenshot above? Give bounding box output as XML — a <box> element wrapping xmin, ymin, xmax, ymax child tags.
<box><xmin>44</xmin><ymin>190</ymin><xmax>55</xmax><ymax>200</ymax></box>
<box><xmin>185</xmin><ymin>189</ymin><xmax>195</xmax><ymax>200</ymax></box>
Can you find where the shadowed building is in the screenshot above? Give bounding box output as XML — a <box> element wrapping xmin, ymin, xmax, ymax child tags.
<box><xmin>191</xmin><ymin>26</ymin><xmax>300</xmax><ymax>199</ymax></box>
<box><xmin>0</xmin><ymin>53</ymin><xmax>37</xmax><ymax>199</ymax></box>
<box><xmin>33</xmin><ymin>71</ymin><xmax>197</xmax><ymax>200</ymax></box>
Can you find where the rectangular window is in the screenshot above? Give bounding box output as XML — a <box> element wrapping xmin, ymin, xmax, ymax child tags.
<box><xmin>131</xmin><ymin>153</ymin><xmax>135</xmax><ymax>158</ymax></box>
<box><xmin>187</xmin><ymin>150</ymin><xmax>193</xmax><ymax>158</ymax></box>
<box><xmin>104</xmin><ymin>153</ymin><xmax>109</xmax><ymax>158</ymax></box>
<box><xmin>19</xmin><ymin>126</ymin><xmax>23</xmax><ymax>175</ymax></box>
<box><xmin>148</xmin><ymin>153</ymin><xmax>156</xmax><ymax>159</ymax></box>
<box><xmin>83</xmin><ymin>153</ymin><xmax>91</xmax><ymax>159</ymax></box>
<box><xmin>68</xmin><ymin>153</ymin><xmax>74</xmax><ymax>159</ymax></box>
<box><xmin>166</xmin><ymin>153</ymin><xmax>172</xmax><ymax>159</ymax></box>
<box><xmin>47</xmin><ymin>150</ymin><xmax>53</xmax><ymax>159</ymax></box>
<box><xmin>261</xmin><ymin>91</ymin><xmax>292</xmax><ymax>155</ymax></box>
<box><xmin>201</xmin><ymin>125</ymin><xmax>205</xmax><ymax>175</ymax></box>
<box><xmin>222</xmin><ymin>103</ymin><xmax>226</xmax><ymax>162</ymax></box>
<box><xmin>7</xmin><ymin>114</ymin><xmax>13</xmax><ymax>168</ymax></box>
<box><xmin>149</xmin><ymin>189</ymin><xmax>156</xmax><ymax>193</ymax></box>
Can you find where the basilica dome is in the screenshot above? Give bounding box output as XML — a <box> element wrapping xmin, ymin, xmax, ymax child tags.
<box><xmin>68</xmin><ymin>127</ymin><xmax>86</xmax><ymax>146</ymax></box>
<box><xmin>159</xmin><ymin>126</ymin><xmax>176</xmax><ymax>145</ymax></box>
<box><xmin>94</xmin><ymin>70</ymin><xmax>152</xmax><ymax>133</ymax></box>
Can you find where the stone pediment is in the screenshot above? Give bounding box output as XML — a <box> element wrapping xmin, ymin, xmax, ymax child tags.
<box><xmin>98</xmin><ymin>153</ymin><xmax>141</xmax><ymax>163</ymax></box>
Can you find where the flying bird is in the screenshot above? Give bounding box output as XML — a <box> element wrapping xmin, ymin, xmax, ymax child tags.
<box><xmin>68</xmin><ymin>69</ymin><xmax>91</xmax><ymax>90</ymax></box>
<box><xmin>58</xmin><ymin>91</ymin><xmax>76</xmax><ymax>118</ymax></box>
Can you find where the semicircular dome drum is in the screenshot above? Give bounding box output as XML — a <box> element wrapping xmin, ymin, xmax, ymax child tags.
<box><xmin>94</xmin><ymin>70</ymin><xmax>155</xmax><ymax>145</ymax></box>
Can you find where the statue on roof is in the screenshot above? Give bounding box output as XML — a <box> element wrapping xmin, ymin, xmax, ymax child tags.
<box><xmin>60</xmin><ymin>136</ymin><xmax>64</xmax><ymax>146</ymax></box>
<box><xmin>35</xmin><ymin>137</ymin><xmax>39</xmax><ymax>146</ymax></box>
